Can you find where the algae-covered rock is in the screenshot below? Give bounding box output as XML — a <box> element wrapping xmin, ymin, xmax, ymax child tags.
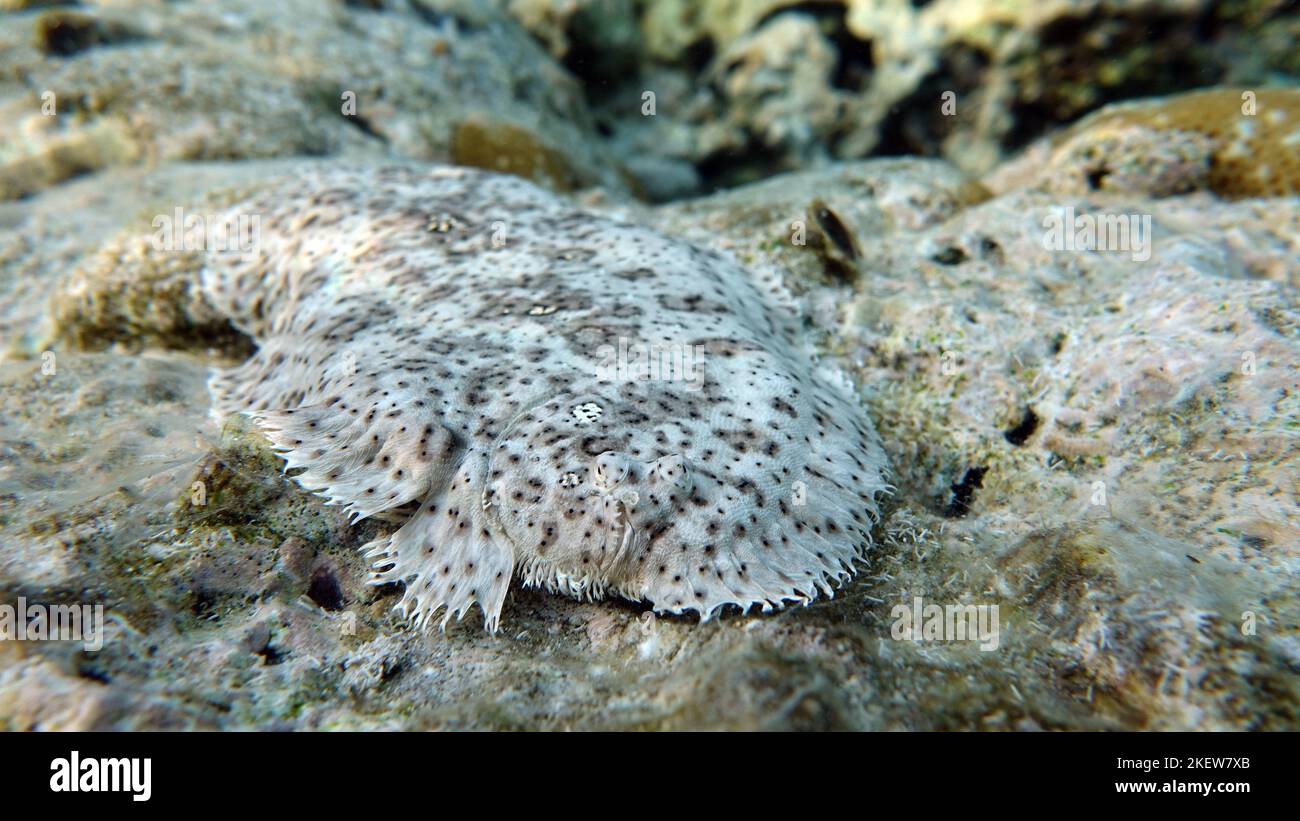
<box><xmin>987</xmin><ymin>87</ymin><xmax>1300</xmax><ymax>199</ymax></box>
<box><xmin>0</xmin><ymin>351</ymin><xmax>213</xmax><ymax>598</ymax></box>
<box><xmin>0</xmin><ymin>0</ymin><xmax>624</xmax><ymax>200</ymax></box>
<box><xmin>506</xmin><ymin>0</ymin><xmax>1300</xmax><ymax>188</ymax></box>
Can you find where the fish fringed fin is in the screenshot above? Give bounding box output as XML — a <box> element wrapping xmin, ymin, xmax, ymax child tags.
<box><xmin>250</xmin><ymin>403</ymin><xmax>458</xmax><ymax>523</ymax></box>
<box><xmin>639</xmin><ymin>488</ymin><xmax>879</xmax><ymax>622</ymax></box>
<box><xmin>361</xmin><ymin>460</ymin><xmax>515</xmax><ymax>633</ymax></box>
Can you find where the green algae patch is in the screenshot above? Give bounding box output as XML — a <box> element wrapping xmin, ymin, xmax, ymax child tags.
<box><xmin>173</xmin><ymin>415</ymin><xmax>343</xmax><ymax>549</ymax></box>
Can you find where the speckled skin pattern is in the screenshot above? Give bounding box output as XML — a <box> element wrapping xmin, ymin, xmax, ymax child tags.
<box><xmin>203</xmin><ymin>165</ymin><xmax>889</xmax><ymax>631</ymax></box>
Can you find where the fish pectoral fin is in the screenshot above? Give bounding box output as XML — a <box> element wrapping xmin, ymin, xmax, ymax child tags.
<box><xmin>362</xmin><ymin>457</ymin><xmax>515</xmax><ymax>633</ymax></box>
<box><xmin>253</xmin><ymin>402</ymin><xmax>456</xmax><ymax>522</ymax></box>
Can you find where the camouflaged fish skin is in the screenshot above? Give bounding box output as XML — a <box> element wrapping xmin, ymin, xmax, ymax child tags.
<box><xmin>202</xmin><ymin>165</ymin><xmax>889</xmax><ymax>631</ymax></box>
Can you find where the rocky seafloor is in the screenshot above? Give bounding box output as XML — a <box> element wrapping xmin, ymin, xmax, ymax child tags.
<box><xmin>0</xmin><ymin>0</ymin><xmax>1297</xmax><ymax>730</ymax></box>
